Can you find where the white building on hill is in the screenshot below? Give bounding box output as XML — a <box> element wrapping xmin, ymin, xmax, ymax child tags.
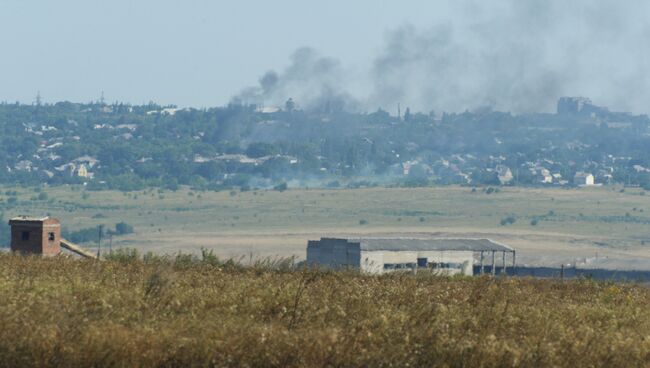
<box><xmin>307</xmin><ymin>237</ymin><xmax>515</xmax><ymax>275</ymax></box>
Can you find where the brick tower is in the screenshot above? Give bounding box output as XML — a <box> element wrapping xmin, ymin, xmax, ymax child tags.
<box><xmin>9</xmin><ymin>216</ymin><xmax>61</xmax><ymax>256</ymax></box>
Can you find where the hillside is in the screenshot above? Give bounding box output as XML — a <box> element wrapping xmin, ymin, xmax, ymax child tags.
<box><xmin>2</xmin><ymin>100</ymin><xmax>650</xmax><ymax>190</ymax></box>
<box><xmin>0</xmin><ymin>254</ymin><xmax>648</xmax><ymax>367</ymax></box>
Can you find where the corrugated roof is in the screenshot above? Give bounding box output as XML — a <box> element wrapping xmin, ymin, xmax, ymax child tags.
<box><xmin>331</xmin><ymin>237</ymin><xmax>513</xmax><ymax>252</ymax></box>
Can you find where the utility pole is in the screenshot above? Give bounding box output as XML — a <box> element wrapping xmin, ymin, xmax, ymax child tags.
<box><xmin>97</xmin><ymin>225</ymin><xmax>103</xmax><ymax>259</ymax></box>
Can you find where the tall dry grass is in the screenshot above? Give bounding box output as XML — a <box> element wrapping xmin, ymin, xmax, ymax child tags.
<box><xmin>0</xmin><ymin>252</ymin><xmax>648</xmax><ymax>367</ymax></box>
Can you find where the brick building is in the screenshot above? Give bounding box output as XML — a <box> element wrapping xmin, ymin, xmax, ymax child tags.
<box><xmin>9</xmin><ymin>216</ymin><xmax>61</xmax><ymax>256</ymax></box>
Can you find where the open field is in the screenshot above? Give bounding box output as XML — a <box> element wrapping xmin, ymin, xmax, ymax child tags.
<box><xmin>2</xmin><ymin>185</ymin><xmax>650</xmax><ymax>269</ymax></box>
<box><xmin>0</xmin><ymin>254</ymin><xmax>648</xmax><ymax>367</ymax></box>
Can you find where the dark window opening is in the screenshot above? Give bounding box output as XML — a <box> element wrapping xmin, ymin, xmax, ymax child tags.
<box><xmin>383</xmin><ymin>262</ymin><xmax>416</xmax><ymax>270</ymax></box>
<box><xmin>48</xmin><ymin>232</ymin><xmax>55</xmax><ymax>241</ymax></box>
<box><xmin>21</xmin><ymin>231</ymin><xmax>30</xmax><ymax>241</ymax></box>
<box><xmin>430</xmin><ymin>262</ymin><xmax>463</xmax><ymax>269</ymax></box>
<box><xmin>417</xmin><ymin>258</ymin><xmax>428</xmax><ymax>267</ymax></box>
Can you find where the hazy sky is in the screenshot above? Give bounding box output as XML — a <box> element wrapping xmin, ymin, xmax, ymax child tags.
<box><xmin>0</xmin><ymin>0</ymin><xmax>445</xmax><ymax>107</ymax></box>
<box><xmin>2</xmin><ymin>1</ymin><xmax>649</xmax><ymax>113</ymax></box>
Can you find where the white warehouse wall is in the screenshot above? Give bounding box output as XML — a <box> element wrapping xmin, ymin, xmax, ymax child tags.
<box><xmin>361</xmin><ymin>250</ymin><xmax>473</xmax><ymax>275</ymax></box>
<box><xmin>308</xmin><ymin>239</ymin><xmax>477</xmax><ymax>275</ymax></box>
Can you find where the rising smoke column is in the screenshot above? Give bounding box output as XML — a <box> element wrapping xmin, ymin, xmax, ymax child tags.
<box><xmin>369</xmin><ymin>1</ymin><xmax>650</xmax><ymax>113</ymax></box>
<box><xmin>233</xmin><ymin>47</ymin><xmax>359</xmax><ymax>112</ymax></box>
<box><xmin>236</xmin><ymin>0</ymin><xmax>650</xmax><ymax>114</ymax></box>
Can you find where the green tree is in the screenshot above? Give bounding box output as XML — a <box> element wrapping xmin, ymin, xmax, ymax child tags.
<box><xmin>115</xmin><ymin>222</ymin><xmax>134</xmax><ymax>235</ymax></box>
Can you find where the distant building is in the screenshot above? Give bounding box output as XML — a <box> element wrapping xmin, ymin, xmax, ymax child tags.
<box><xmin>73</xmin><ymin>156</ymin><xmax>99</xmax><ymax>169</ymax></box>
<box><xmin>557</xmin><ymin>97</ymin><xmax>608</xmax><ymax>116</ymax></box>
<box><xmin>496</xmin><ymin>165</ymin><xmax>513</xmax><ymax>185</ymax></box>
<box><xmin>8</xmin><ymin>216</ymin><xmax>61</xmax><ymax>256</ymax></box>
<box><xmin>307</xmin><ymin>237</ymin><xmax>515</xmax><ymax>275</ymax></box>
<box><xmin>403</xmin><ymin>161</ymin><xmax>432</xmax><ymax>179</ymax></box>
<box><xmin>540</xmin><ymin>174</ymin><xmax>553</xmax><ymax>184</ymax></box>
<box><xmin>574</xmin><ymin>172</ymin><xmax>595</xmax><ymax>186</ymax></box>
<box><xmin>75</xmin><ymin>164</ymin><xmax>88</xmax><ymax>178</ymax></box>
<box><xmin>557</xmin><ymin>97</ymin><xmax>592</xmax><ymax>114</ymax></box>
<box><xmin>255</xmin><ymin>106</ymin><xmax>281</xmax><ymax>114</ymax></box>
<box><xmin>402</xmin><ymin>161</ymin><xmax>413</xmax><ymax>176</ymax></box>
<box><xmin>534</xmin><ymin>168</ymin><xmax>553</xmax><ymax>184</ymax></box>
<box><xmin>8</xmin><ymin>216</ymin><xmax>97</xmax><ymax>259</ymax></box>
<box><xmin>14</xmin><ymin>160</ymin><xmax>33</xmax><ymax>172</ymax></box>
<box><xmin>55</xmin><ymin>162</ymin><xmax>92</xmax><ymax>179</ymax></box>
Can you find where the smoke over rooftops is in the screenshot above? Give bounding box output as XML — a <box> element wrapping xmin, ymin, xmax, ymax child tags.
<box><xmin>232</xmin><ymin>47</ymin><xmax>360</xmax><ymax>112</ymax></box>
<box><xmin>234</xmin><ymin>0</ymin><xmax>650</xmax><ymax>114</ymax></box>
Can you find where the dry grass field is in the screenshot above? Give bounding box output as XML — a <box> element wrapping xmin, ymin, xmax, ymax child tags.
<box><xmin>2</xmin><ymin>185</ymin><xmax>650</xmax><ymax>269</ymax></box>
<box><xmin>0</xmin><ymin>254</ymin><xmax>648</xmax><ymax>367</ymax></box>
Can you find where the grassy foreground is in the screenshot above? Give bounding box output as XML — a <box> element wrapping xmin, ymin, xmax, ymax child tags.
<box><xmin>0</xmin><ymin>254</ymin><xmax>648</xmax><ymax>367</ymax></box>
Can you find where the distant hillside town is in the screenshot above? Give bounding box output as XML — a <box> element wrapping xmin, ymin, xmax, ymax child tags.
<box><xmin>1</xmin><ymin>96</ymin><xmax>649</xmax><ymax>191</ymax></box>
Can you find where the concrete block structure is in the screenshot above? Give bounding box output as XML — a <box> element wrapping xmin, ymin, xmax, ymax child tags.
<box><xmin>307</xmin><ymin>237</ymin><xmax>515</xmax><ymax>275</ymax></box>
<box><xmin>9</xmin><ymin>216</ymin><xmax>61</xmax><ymax>256</ymax></box>
<box><xmin>557</xmin><ymin>97</ymin><xmax>608</xmax><ymax>115</ymax></box>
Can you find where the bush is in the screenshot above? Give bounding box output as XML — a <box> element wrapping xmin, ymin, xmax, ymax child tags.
<box><xmin>37</xmin><ymin>192</ymin><xmax>48</xmax><ymax>201</ymax></box>
<box><xmin>500</xmin><ymin>216</ymin><xmax>517</xmax><ymax>226</ymax></box>
<box><xmin>245</xmin><ymin>142</ymin><xmax>279</xmax><ymax>158</ymax></box>
<box><xmin>104</xmin><ymin>248</ymin><xmax>140</xmax><ymax>263</ymax></box>
<box><xmin>114</xmin><ymin>222</ymin><xmax>134</xmax><ymax>235</ymax></box>
<box><xmin>274</xmin><ymin>182</ymin><xmax>288</xmax><ymax>192</ymax></box>
<box><xmin>164</xmin><ymin>178</ymin><xmax>179</xmax><ymax>191</ymax></box>
<box><xmin>63</xmin><ymin>226</ymin><xmax>103</xmax><ymax>243</ymax></box>
<box><xmin>531</xmin><ymin>219</ymin><xmax>539</xmax><ymax>226</ymax></box>
<box><xmin>64</xmin><ymin>222</ymin><xmax>134</xmax><ymax>243</ymax></box>
<box><xmin>326</xmin><ymin>181</ymin><xmax>340</xmax><ymax>188</ymax></box>
<box><xmin>359</xmin><ymin>219</ymin><xmax>368</xmax><ymax>225</ymax></box>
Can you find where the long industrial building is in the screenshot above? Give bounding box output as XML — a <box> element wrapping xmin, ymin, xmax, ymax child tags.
<box><xmin>307</xmin><ymin>237</ymin><xmax>515</xmax><ymax>275</ymax></box>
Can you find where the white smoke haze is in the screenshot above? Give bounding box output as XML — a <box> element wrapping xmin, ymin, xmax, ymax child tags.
<box><xmin>235</xmin><ymin>0</ymin><xmax>650</xmax><ymax>114</ymax></box>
